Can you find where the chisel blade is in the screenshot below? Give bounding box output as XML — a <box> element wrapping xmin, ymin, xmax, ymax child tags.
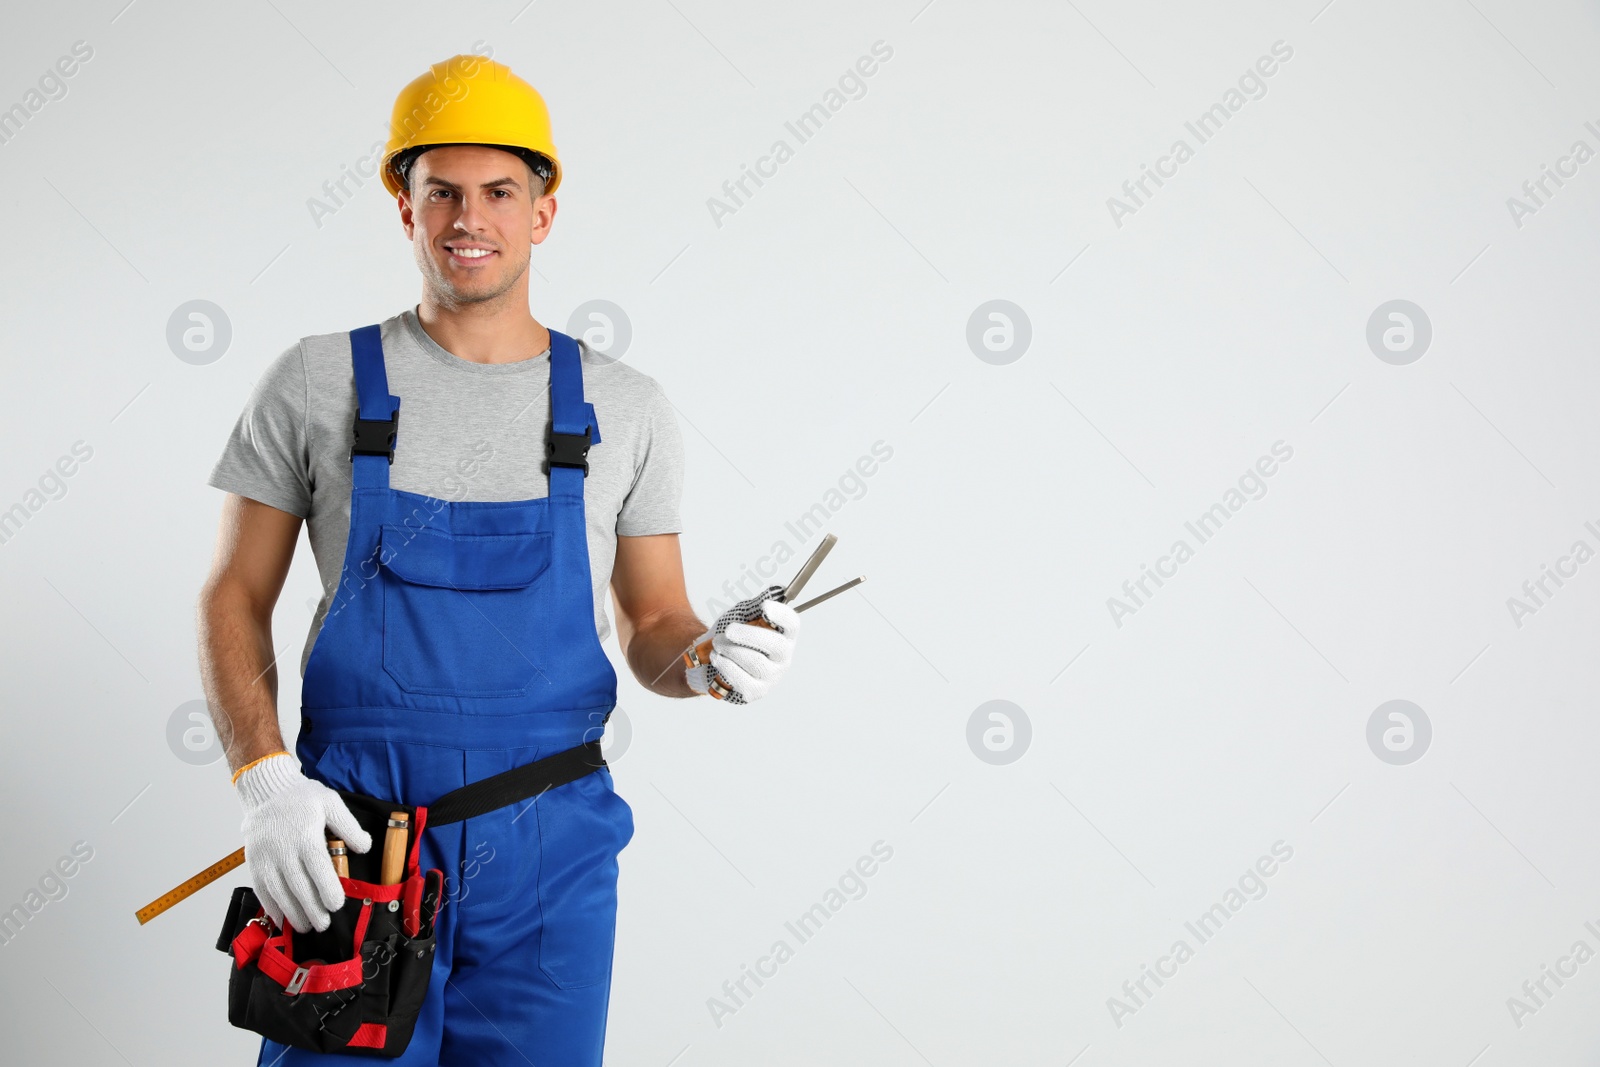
<box><xmin>792</xmin><ymin>575</ymin><xmax>864</xmax><ymax>613</ymax></box>
<box><xmin>782</xmin><ymin>533</ymin><xmax>838</xmax><ymax>604</ymax></box>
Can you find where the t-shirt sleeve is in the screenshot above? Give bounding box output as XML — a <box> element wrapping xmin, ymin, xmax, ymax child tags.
<box><xmin>206</xmin><ymin>341</ymin><xmax>313</xmax><ymax>518</ymax></box>
<box><xmin>616</xmin><ymin>379</ymin><xmax>684</xmax><ymax>536</ymax></box>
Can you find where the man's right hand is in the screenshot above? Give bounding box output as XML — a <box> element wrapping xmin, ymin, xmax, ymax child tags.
<box><xmin>233</xmin><ymin>753</ymin><xmax>373</xmax><ymax>933</ymax></box>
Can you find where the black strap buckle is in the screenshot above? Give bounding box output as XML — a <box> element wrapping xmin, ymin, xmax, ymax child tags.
<box><xmin>351</xmin><ymin>411</ymin><xmax>399</xmax><ymax>464</ymax></box>
<box><xmin>546</xmin><ymin>427</ymin><xmax>591</xmax><ymax>475</ymax></box>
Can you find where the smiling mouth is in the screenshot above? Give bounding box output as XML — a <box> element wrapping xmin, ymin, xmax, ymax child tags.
<box><xmin>445</xmin><ymin>246</ymin><xmax>497</xmax><ymax>263</ymax></box>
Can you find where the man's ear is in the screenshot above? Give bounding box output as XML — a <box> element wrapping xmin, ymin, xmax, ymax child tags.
<box><xmin>530</xmin><ymin>194</ymin><xmax>556</xmax><ymax>247</ymax></box>
<box><xmin>398</xmin><ymin>189</ymin><xmax>417</xmax><ymax>241</ymax></box>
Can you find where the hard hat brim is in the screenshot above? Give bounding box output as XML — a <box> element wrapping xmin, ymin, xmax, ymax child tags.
<box><xmin>381</xmin><ymin>141</ymin><xmax>561</xmax><ymax>198</ymax></box>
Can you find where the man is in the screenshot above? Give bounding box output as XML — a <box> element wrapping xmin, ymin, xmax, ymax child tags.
<box><xmin>197</xmin><ymin>54</ymin><xmax>801</xmax><ymax>1065</ymax></box>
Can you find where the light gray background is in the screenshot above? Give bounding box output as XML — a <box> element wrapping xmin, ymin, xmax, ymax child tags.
<box><xmin>1</xmin><ymin>1</ymin><xmax>1596</xmax><ymax>1064</ymax></box>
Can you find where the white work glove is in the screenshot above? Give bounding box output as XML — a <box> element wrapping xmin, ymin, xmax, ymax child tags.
<box><xmin>685</xmin><ymin>586</ymin><xmax>801</xmax><ymax>705</ymax></box>
<box><xmin>234</xmin><ymin>753</ymin><xmax>373</xmax><ymax>934</ymax></box>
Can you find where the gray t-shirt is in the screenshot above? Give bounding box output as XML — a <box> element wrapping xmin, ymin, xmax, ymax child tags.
<box><xmin>207</xmin><ymin>307</ymin><xmax>684</xmax><ymax>678</ymax></box>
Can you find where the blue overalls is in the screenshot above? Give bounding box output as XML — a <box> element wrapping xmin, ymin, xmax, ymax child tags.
<box><xmin>259</xmin><ymin>324</ymin><xmax>634</xmax><ymax>1066</ymax></box>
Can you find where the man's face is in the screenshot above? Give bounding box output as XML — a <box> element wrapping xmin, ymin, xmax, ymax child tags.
<box><xmin>398</xmin><ymin>144</ymin><xmax>555</xmax><ymax>306</ymax></box>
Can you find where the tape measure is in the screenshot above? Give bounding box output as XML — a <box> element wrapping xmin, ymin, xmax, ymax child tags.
<box><xmin>135</xmin><ymin>846</ymin><xmax>245</xmax><ymax>925</ymax></box>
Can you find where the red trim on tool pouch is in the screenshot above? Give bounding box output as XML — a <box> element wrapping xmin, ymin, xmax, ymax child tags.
<box><xmin>335</xmin><ymin>876</ymin><xmax>405</xmax><ymax>902</ymax></box>
<box><xmin>255</xmin><ymin>901</ymin><xmax>375</xmax><ymax>994</ymax></box>
<box><xmin>408</xmin><ymin>805</ymin><xmax>428</xmax><ymax>875</ymax></box>
<box><xmin>402</xmin><ymin>873</ymin><xmax>423</xmax><ymax>937</ymax></box>
<box><xmin>231</xmin><ymin>918</ymin><xmax>268</xmax><ymax>968</ymax></box>
<box><xmin>257</xmin><ymin>938</ymin><xmax>365</xmax><ymax>993</ymax></box>
<box><xmin>348</xmin><ymin>1022</ymin><xmax>388</xmax><ymax>1048</ymax></box>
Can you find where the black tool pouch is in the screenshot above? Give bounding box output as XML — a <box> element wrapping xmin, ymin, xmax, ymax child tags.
<box><xmin>215</xmin><ymin>794</ymin><xmax>444</xmax><ymax>1058</ymax></box>
<box><xmin>212</xmin><ymin>739</ymin><xmax>605</xmax><ymax>1057</ymax></box>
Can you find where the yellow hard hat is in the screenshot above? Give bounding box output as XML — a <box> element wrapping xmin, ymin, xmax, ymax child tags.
<box><xmin>380</xmin><ymin>54</ymin><xmax>561</xmax><ymax>198</ymax></box>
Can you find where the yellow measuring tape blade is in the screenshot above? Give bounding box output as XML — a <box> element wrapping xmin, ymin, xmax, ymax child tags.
<box><xmin>135</xmin><ymin>846</ymin><xmax>246</xmax><ymax>925</ymax></box>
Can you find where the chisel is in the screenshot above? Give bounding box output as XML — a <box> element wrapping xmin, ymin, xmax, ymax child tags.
<box><xmin>682</xmin><ymin>533</ymin><xmax>863</xmax><ymax>680</ymax></box>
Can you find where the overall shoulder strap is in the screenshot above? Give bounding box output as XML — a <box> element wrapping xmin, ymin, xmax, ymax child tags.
<box><xmin>349</xmin><ymin>324</ymin><xmax>401</xmax><ymax>490</ymax></box>
<box><xmin>546</xmin><ymin>329</ymin><xmax>592</xmax><ymax>499</ymax></box>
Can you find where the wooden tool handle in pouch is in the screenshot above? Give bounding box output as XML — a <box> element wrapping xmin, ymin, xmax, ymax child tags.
<box><xmin>327</xmin><ymin>839</ymin><xmax>349</xmax><ymax>879</ymax></box>
<box><xmin>381</xmin><ymin>812</ymin><xmax>409</xmax><ymax>885</ymax></box>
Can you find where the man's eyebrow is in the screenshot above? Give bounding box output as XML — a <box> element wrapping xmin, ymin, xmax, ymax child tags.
<box><xmin>422</xmin><ymin>175</ymin><xmax>523</xmax><ymax>191</ymax></box>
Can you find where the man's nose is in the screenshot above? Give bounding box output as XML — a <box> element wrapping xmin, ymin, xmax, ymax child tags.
<box><xmin>454</xmin><ymin>199</ymin><xmax>487</xmax><ymax>233</ymax></box>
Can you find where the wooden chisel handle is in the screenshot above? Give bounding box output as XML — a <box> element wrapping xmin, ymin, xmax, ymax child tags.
<box><xmin>381</xmin><ymin>812</ymin><xmax>409</xmax><ymax>885</ymax></box>
<box><xmin>682</xmin><ymin>618</ymin><xmax>781</xmax><ymax>672</ymax></box>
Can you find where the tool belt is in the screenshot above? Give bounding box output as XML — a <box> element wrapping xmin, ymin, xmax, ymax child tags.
<box><xmin>214</xmin><ymin>740</ymin><xmax>605</xmax><ymax>1058</ymax></box>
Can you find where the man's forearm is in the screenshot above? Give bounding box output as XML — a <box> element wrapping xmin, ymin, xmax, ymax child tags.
<box><xmin>624</xmin><ymin>608</ymin><xmax>709</xmax><ymax>698</ymax></box>
<box><xmin>197</xmin><ymin>582</ymin><xmax>289</xmax><ymax>775</ymax></box>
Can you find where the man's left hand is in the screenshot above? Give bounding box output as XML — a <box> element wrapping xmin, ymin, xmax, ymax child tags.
<box><xmin>685</xmin><ymin>587</ymin><xmax>801</xmax><ymax>704</ymax></box>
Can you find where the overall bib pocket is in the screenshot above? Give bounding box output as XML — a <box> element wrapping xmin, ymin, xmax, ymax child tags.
<box><xmin>379</xmin><ymin>524</ymin><xmax>554</xmax><ymax>695</ymax></box>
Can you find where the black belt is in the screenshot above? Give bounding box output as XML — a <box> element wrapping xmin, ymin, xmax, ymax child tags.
<box><xmin>334</xmin><ymin>739</ymin><xmax>607</xmax><ymax>829</ymax></box>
